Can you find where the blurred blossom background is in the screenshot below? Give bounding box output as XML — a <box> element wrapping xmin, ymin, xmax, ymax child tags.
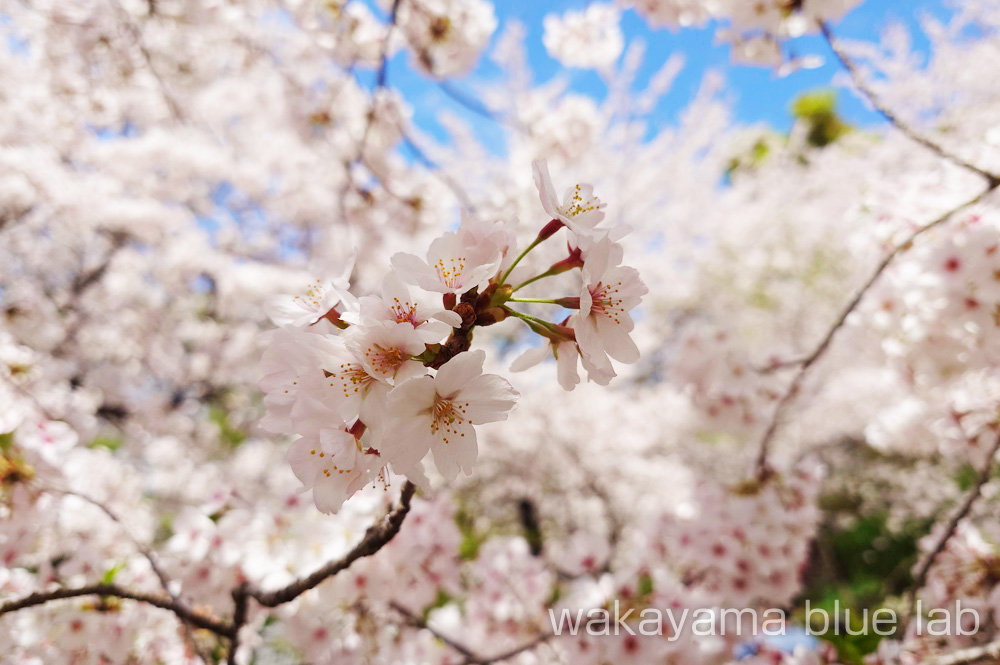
<box><xmin>2</xmin><ymin>1</ymin><xmax>1000</xmax><ymax>664</ymax></box>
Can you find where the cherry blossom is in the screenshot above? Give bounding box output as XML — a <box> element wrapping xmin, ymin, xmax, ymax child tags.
<box><xmin>380</xmin><ymin>350</ymin><xmax>518</xmax><ymax>480</ymax></box>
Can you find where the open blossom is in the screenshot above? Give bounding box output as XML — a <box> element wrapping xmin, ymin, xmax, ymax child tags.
<box><xmin>532</xmin><ymin>159</ymin><xmax>606</xmax><ymax>239</ymax></box>
<box><xmin>391</xmin><ymin>229</ymin><xmax>503</xmax><ymax>294</ymax></box>
<box><xmin>543</xmin><ymin>3</ymin><xmax>624</xmax><ymax>70</ymax></box>
<box><xmin>259</xmin><ymin>324</ymin><xmax>344</xmax><ymax>435</ymax></box>
<box><xmin>379</xmin><ymin>350</ymin><xmax>518</xmax><ymax>480</ymax></box>
<box><xmin>305</xmin><ymin>338</ymin><xmax>392</xmax><ymax>430</ymax></box>
<box><xmin>287</xmin><ymin>428</ymin><xmax>378</xmax><ymax>513</ymax></box>
<box><xmin>511</xmin><ymin>335</ymin><xmax>615</xmax><ymax>391</ymax></box>
<box><xmin>571</xmin><ymin>236</ymin><xmax>648</xmax><ymax>372</ymax></box>
<box><xmin>396</xmin><ymin>0</ymin><xmax>498</xmax><ymax>77</ymax></box>
<box><xmin>345</xmin><ymin>321</ymin><xmax>428</xmax><ymax>385</ymax></box>
<box><xmin>349</xmin><ymin>273</ymin><xmax>461</xmax><ymax>342</ymax></box>
<box><xmin>269</xmin><ymin>261</ymin><xmax>356</xmax><ymax>327</ymax></box>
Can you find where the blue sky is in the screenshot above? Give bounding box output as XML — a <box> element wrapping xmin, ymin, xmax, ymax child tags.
<box><xmin>360</xmin><ymin>0</ymin><xmax>955</xmax><ymax>154</ymax></box>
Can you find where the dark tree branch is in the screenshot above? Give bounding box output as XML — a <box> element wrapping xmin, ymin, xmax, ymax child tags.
<box><xmin>753</xmin><ymin>182</ymin><xmax>999</xmax><ymax>479</ymax></box>
<box><xmin>392</xmin><ymin>601</ymin><xmax>554</xmax><ymax>665</ymax></box>
<box><xmin>904</xmin><ymin>430</ymin><xmax>1000</xmax><ymax>621</ymax></box>
<box><xmin>0</xmin><ymin>584</ymin><xmax>232</xmax><ymax>636</ymax></box>
<box><xmin>821</xmin><ymin>23</ymin><xmax>1000</xmax><ymax>188</ymax></box>
<box><xmin>244</xmin><ymin>480</ymin><xmax>415</xmax><ymax>608</ymax></box>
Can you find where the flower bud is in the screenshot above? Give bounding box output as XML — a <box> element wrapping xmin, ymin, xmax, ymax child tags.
<box><xmin>454</xmin><ymin>302</ymin><xmax>476</xmax><ymax>327</ymax></box>
<box><xmin>536</xmin><ymin>218</ymin><xmax>564</xmax><ymax>242</ymax></box>
<box><xmin>475</xmin><ymin>306</ymin><xmax>507</xmax><ymax>326</ymax></box>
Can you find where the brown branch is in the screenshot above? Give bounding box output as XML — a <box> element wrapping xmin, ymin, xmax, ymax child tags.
<box><xmin>48</xmin><ymin>489</ymin><xmax>175</xmax><ymax>600</ymax></box>
<box><xmin>244</xmin><ymin>480</ymin><xmax>415</xmax><ymax>608</ymax></box>
<box><xmin>0</xmin><ymin>584</ymin><xmax>232</xmax><ymax>636</ymax></box>
<box><xmin>219</xmin><ymin>481</ymin><xmax>415</xmax><ymax>661</ymax></box>
<box><xmin>904</xmin><ymin>430</ymin><xmax>1000</xmax><ymax>620</ymax></box>
<box><xmin>753</xmin><ymin>182</ymin><xmax>999</xmax><ymax>479</ymax></box>
<box><xmin>227</xmin><ymin>583</ymin><xmax>250</xmax><ymax>665</ymax></box>
<box><xmin>355</xmin><ymin>0</ymin><xmax>403</xmax><ymax>163</ymax></box>
<box><xmin>820</xmin><ymin>23</ymin><xmax>1000</xmax><ymax>188</ymax></box>
<box><xmin>107</xmin><ymin>0</ymin><xmax>187</xmax><ymax>122</ymax></box>
<box><xmin>391</xmin><ymin>602</ymin><xmax>554</xmax><ymax>665</ymax></box>
<box><xmin>4</xmin><ymin>482</ymin><xmax>417</xmax><ymax>663</ymax></box>
<box><xmin>47</xmin><ymin>488</ymin><xmax>215</xmax><ymax>661</ymax></box>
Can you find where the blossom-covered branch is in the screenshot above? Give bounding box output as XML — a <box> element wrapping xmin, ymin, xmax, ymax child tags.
<box><xmin>821</xmin><ymin>22</ymin><xmax>1000</xmax><ymax>187</ymax></box>
<box><xmin>0</xmin><ymin>584</ymin><xmax>232</xmax><ymax>636</ymax></box>
<box><xmin>391</xmin><ymin>601</ymin><xmax>555</xmax><ymax>665</ymax></box>
<box><xmin>754</xmin><ymin>180</ymin><xmax>1000</xmax><ymax>479</ymax></box>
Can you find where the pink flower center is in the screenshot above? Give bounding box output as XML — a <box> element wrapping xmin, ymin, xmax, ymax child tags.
<box><xmin>390</xmin><ymin>298</ymin><xmax>421</xmax><ymax>326</ymax></box>
<box><xmin>364</xmin><ymin>344</ymin><xmax>409</xmax><ymax>377</ymax></box>
<box><xmin>589</xmin><ymin>280</ymin><xmax>625</xmax><ymax>325</ymax></box>
<box><xmin>430</xmin><ymin>395</ymin><xmax>470</xmax><ymax>444</ymax></box>
<box><xmin>326</xmin><ymin>362</ymin><xmax>374</xmax><ymax>397</ymax></box>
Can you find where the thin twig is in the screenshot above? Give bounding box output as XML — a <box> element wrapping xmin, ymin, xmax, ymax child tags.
<box><xmin>391</xmin><ymin>601</ymin><xmax>554</xmax><ymax>665</ymax></box>
<box><xmin>355</xmin><ymin>0</ymin><xmax>403</xmax><ymax>163</ymax></box>
<box><xmin>437</xmin><ymin>81</ymin><xmax>527</xmax><ymax>133</ymax></box>
<box><xmin>0</xmin><ymin>584</ymin><xmax>232</xmax><ymax>636</ymax></box>
<box><xmin>904</xmin><ymin>430</ymin><xmax>1000</xmax><ymax>623</ymax></box>
<box><xmin>106</xmin><ymin>0</ymin><xmax>187</xmax><ymax>122</ymax></box>
<box><xmin>400</xmin><ymin>131</ymin><xmax>477</xmax><ymax>212</ymax></box>
<box><xmin>753</xmin><ymin>182</ymin><xmax>999</xmax><ymax>479</ymax></box>
<box><xmin>48</xmin><ymin>489</ymin><xmax>174</xmax><ymax>600</ymax></box>
<box><xmin>820</xmin><ymin>23</ymin><xmax>1000</xmax><ymax>188</ymax></box>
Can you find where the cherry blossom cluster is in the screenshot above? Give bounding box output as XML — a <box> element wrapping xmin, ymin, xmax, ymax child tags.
<box><xmin>869</xmin><ymin>521</ymin><xmax>1000</xmax><ymax>665</ymax></box>
<box><xmin>260</xmin><ymin>160</ymin><xmax>648</xmax><ymax>513</ymax></box>
<box><xmin>649</xmin><ymin>466</ymin><xmax>823</xmax><ymax>609</ymax></box>
<box><xmin>620</xmin><ymin>0</ymin><xmax>861</xmax><ymax>67</ymax></box>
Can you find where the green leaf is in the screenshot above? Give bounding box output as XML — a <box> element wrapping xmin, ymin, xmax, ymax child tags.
<box><xmin>791</xmin><ymin>89</ymin><xmax>853</xmax><ymax>147</ymax></box>
<box><xmin>102</xmin><ymin>562</ymin><xmax>126</xmax><ymax>584</ymax></box>
<box><xmin>209</xmin><ymin>406</ymin><xmax>247</xmax><ymax>448</ymax></box>
<box><xmin>88</xmin><ymin>436</ymin><xmax>123</xmax><ymax>452</ymax></box>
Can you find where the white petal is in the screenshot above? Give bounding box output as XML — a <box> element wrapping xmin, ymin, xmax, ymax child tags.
<box><xmin>434</xmin><ymin>349</ymin><xmax>486</xmax><ymax>396</ymax></box>
<box><xmin>509</xmin><ymin>345</ymin><xmax>549</xmax><ymax>372</ymax></box>
<box><xmin>532</xmin><ymin>159</ymin><xmax>562</xmax><ymax>219</ymax></box>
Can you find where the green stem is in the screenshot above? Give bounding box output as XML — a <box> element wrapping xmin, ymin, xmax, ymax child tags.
<box><xmin>498</xmin><ymin>238</ymin><xmax>543</xmax><ymax>287</ymax></box>
<box><xmin>504</xmin><ymin>308</ymin><xmax>558</xmax><ymax>331</ymax></box>
<box><xmin>509</xmin><ymin>297</ymin><xmax>560</xmax><ymax>305</ymax></box>
<box><xmin>512</xmin><ymin>269</ymin><xmax>557</xmax><ymax>293</ymax></box>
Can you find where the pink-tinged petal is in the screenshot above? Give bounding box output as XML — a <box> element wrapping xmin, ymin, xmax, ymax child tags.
<box><xmin>378</xmin><ymin>414</ymin><xmax>433</xmax><ymax>471</ymax></box>
<box><xmin>532</xmin><ymin>159</ymin><xmax>562</xmax><ymax>219</ymax></box>
<box><xmin>431</xmin><ymin>310</ymin><xmax>463</xmax><ymax>327</ymax></box>
<box><xmin>572</xmin><ymin>313</ymin><xmax>609</xmax><ymax>369</ymax></box>
<box><xmin>457</xmin><ymin>374</ymin><xmax>519</xmax><ymax>424</ymax></box>
<box><xmin>595</xmin><ymin>316</ymin><xmax>640</xmax><ymax>363</ymax></box>
<box><xmin>391</xmin><ymin>458</ymin><xmax>431</xmax><ymax>491</ymax></box>
<box><xmin>358</xmin><ymin>380</ymin><xmax>391</xmax><ymax>427</ymax></box>
<box><xmin>580</xmin><ymin>349</ymin><xmax>616</xmax><ymax>385</ymax></box>
<box><xmin>579</xmin><ymin>281</ymin><xmax>594</xmax><ymax>313</ymax></box>
<box><xmin>286</xmin><ymin>436</ymin><xmax>321</xmax><ymax>487</ymax></box>
<box><xmin>553</xmin><ymin>341</ymin><xmax>581</xmax><ymax>391</ymax></box>
<box><xmin>381</xmin><ymin>271</ymin><xmax>412</xmax><ymax>305</ymax></box>
<box><xmin>390</xmin><ymin>252</ymin><xmax>441</xmax><ymax>292</ymax></box>
<box><xmin>384</xmin><ymin>376</ymin><xmax>435</xmax><ymax>420</ymax></box>
<box><xmin>430</xmin><ymin>422</ymin><xmax>478</xmax><ymax>481</ymax></box>
<box><xmin>311</xmin><ymin>481</ymin><xmax>348</xmax><ymax>514</ymax></box>
<box><xmin>509</xmin><ymin>345</ymin><xmax>549</xmax><ymax>372</ymax></box>
<box><xmin>582</xmin><ymin>235</ymin><xmax>615</xmax><ymax>280</ymax></box>
<box><xmin>434</xmin><ymin>349</ymin><xmax>486</xmax><ymax>396</ymax></box>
